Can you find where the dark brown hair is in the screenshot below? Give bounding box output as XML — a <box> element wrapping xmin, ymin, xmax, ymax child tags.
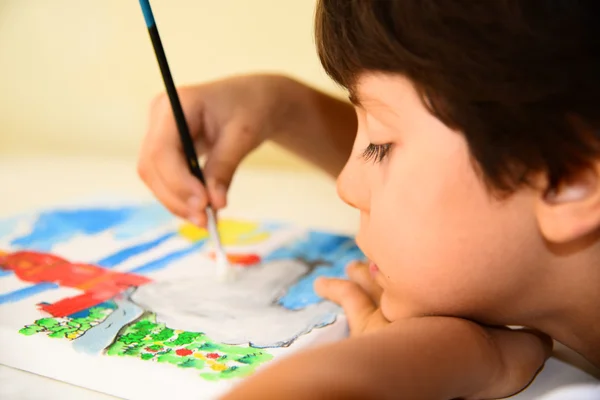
<box><xmin>315</xmin><ymin>0</ymin><xmax>600</xmax><ymax>192</ymax></box>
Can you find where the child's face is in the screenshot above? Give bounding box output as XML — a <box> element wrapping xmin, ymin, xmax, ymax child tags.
<box><xmin>337</xmin><ymin>74</ymin><xmax>549</xmax><ymax>323</ymax></box>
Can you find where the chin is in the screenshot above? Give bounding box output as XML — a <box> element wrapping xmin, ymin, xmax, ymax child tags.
<box><xmin>380</xmin><ymin>292</ymin><xmax>426</xmax><ymax>322</ymax></box>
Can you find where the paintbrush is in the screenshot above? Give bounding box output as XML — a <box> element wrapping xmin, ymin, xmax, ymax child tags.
<box><xmin>138</xmin><ymin>0</ymin><xmax>234</xmax><ymax>282</ymax></box>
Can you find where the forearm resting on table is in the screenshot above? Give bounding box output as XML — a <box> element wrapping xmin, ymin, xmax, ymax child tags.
<box><xmin>271</xmin><ymin>77</ymin><xmax>357</xmax><ymax>177</ymax></box>
<box><xmin>221</xmin><ymin>317</ymin><xmax>501</xmax><ymax>400</ymax></box>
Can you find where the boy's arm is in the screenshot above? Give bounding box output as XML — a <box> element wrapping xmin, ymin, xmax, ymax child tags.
<box><xmin>272</xmin><ymin>77</ymin><xmax>357</xmax><ymax>177</ymax></box>
<box><xmin>221</xmin><ymin>316</ymin><xmax>550</xmax><ymax>400</ymax></box>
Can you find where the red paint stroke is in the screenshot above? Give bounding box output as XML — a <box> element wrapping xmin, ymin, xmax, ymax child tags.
<box><xmin>208</xmin><ymin>252</ymin><xmax>261</xmax><ymax>267</ymax></box>
<box><xmin>206</xmin><ymin>352</ymin><xmax>220</xmax><ymax>359</ymax></box>
<box><xmin>146</xmin><ymin>347</ymin><xmax>160</xmax><ymax>353</ymax></box>
<box><xmin>176</xmin><ymin>348</ymin><xmax>193</xmax><ymax>356</ymax></box>
<box><xmin>0</xmin><ymin>250</ymin><xmax>151</xmax><ymax>317</ymax></box>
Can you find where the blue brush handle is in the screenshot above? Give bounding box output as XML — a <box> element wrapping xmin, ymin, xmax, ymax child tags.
<box><xmin>139</xmin><ymin>0</ymin><xmax>156</xmax><ymax>28</ymax></box>
<box><xmin>137</xmin><ymin>0</ymin><xmax>208</xmax><ymax>186</ymax></box>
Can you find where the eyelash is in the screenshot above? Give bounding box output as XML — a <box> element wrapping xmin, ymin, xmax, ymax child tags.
<box><xmin>361</xmin><ymin>143</ymin><xmax>392</xmax><ymax>163</ymax></box>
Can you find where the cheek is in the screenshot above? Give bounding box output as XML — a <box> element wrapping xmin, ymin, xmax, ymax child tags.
<box><xmin>366</xmin><ymin>147</ymin><xmax>540</xmax><ymax>319</ymax></box>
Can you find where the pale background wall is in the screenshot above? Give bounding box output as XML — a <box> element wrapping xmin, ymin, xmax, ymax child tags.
<box><xmin>0</xmin><ymin>0</ymin><xmax>345</xmax><ymax>170</ymax></box>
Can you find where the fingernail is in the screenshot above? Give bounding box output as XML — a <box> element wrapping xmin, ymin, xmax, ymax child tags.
<box><xmin>345</xmin><ymin>260</ymin><xmax>363</xmax><ymax>273</ymax></box>
<box><xmin>314</xmin><ymin>276</ymin><xmax>328</xmax><ymax>288</ymax></box>
<box><xmin>346</xmin><ymin>261</ymin><xmax>359</xmax><ymax>269</ymax></box>
<box><xmin>189</xmin><ymin>215</ymin><xmax>201</xmax><ymax>226</ymax></box>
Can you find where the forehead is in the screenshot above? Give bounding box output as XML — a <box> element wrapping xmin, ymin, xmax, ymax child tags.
<box><xmin>350</xmin><ymin>73</ymin><xmax>430</xmax><ymax>125</ymax></box>
<box><xmin>350</xmin><ymin>73</ymin><xmax>419</xmax><ymax>109</ymax></box>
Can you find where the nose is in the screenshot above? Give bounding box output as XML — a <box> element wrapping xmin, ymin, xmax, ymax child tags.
<box><xmin>336</xmin><ymin>153</ymin><xmax>370</xmax><ymax>212</ymax></box>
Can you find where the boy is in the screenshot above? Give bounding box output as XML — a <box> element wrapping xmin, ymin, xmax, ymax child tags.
<box><xmin>137</xmin><ymin>1</ymin><xmax>599</xmax><ymax>398</ymax></box>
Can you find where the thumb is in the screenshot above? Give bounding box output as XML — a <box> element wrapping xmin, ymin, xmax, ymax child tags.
<box><xmin>203</xmin><ymin>121</ymin><xmax>260</xmax><ymax>209</ymax></box>
<box><xmin>314</xmin><ymin>277</ymin><xmax>378</xmax><ymax>334</ymax></box>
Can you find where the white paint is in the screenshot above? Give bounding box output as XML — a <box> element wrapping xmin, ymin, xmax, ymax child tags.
<box><xmin>131</xmin><ymin>258</ymin><xmax>341</xmax><ymax>348</ymax></box>
<box><xmin>205</xmin><ymin>206</ymin><xmax>234</xmax><ymax>282</ymax></box>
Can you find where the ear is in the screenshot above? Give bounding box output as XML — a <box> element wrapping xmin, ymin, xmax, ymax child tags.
<box><xmin>535</xmin><ymin>164</ymin><xmax>600</xmax><ymax>243</ymax></box>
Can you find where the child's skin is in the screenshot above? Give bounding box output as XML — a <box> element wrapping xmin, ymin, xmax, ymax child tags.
<box><xmin>137</xmin><ymin>5</ymin><xmax>599</xmax><ymax>399</ymax></box>
<box><xmin>139</xmin><ymin>72</ymin><xmax>598</xmax><ymax>399</ymax></box>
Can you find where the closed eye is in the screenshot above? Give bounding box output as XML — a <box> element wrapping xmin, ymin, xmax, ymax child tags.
<box><xmin>361</xmin><ymin>143</ymin><xmax>392</xmax><ymax>163</ymax></box>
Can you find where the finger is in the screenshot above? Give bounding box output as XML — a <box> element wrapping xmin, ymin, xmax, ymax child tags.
<box><xmin>147</xmin><ymin>113</ymin><xmax>207</xmax><ymax>205</ymax></box>
<box><xmin>141</xmin><ymin>163</ymin><xmax>207</xmax><ymax>226</ymax></box>
<box><xmin>139</xmin><ymin>144</ymin><xmax>209</xmax><ymax>224</ymax></box>
<box><xmin>346</xmin><ymin>261</ymin><xmax>383</xmax><ymax>305</ymax></box>
<box><xmin>314</xmin><ymin>277</ymin><xmax>377</xmax><ymax>333</ymax></box>
<box><xmin>145</xmin><ymin>93</ymin><xmax>210</xmax><ymax>212</ymax></box>
<box><xmin>203</xmin><ymin>121</ymin><xmax>259</xmax><ymax>209</ymax></box>
<box><xmin>154</xmin><ymin>145</ymin><xmax>210</xmax><ymax>204</ymax></box>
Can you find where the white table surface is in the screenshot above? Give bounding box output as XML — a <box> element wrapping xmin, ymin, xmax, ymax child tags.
<box><xmin>0</xmin><ymin>155</ymin><xmax>597</xmax><ymax>399</ymax></box>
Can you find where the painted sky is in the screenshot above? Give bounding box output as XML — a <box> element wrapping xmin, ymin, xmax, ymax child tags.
<box><xmin>7</xmin><ymin>204</ymin><xmax>172</xmax><ymax>252</ymax></box>
<box><xmin>0</xmin><ymin>204</ymin><xmax>364</xmax><ymax>313</ymax></box>
<box><xmin>0</xmin><ymin>216</ymin><xmax>18</xmax><ymax>240</ymax></box>
<box><xmin>264</xmin><ymin>231</ymin><xmax>365</xmax><ymax>310</ymax></box>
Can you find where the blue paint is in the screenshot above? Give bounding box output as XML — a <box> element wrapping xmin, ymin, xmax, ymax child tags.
<box><xmin>128</xmin><ymin>240</ymin><xmax>207</xmax><ymax>275</ymax></box>
<box><xmin>112</xmin><ymin>204</ymin><xmax>172</xmax><ymax>240</ymax></box>
<box><xmin>264</xmin><ymin>231</ymin><xmax>350</xmax><ymax>263</ymax></box>
<box><xmin>0</xmin><ymin>282</ymin><xmax>60</xmax><ymax>305</ymax></box>
<box><xmin>10</xmin><ymin>204</ymin><xmax>173</xmax><ymax>252</ymax></box>
<box><xmin>139</xmin><ymin>0</ymin><xmax>156</xmax><ymax>27</ymax></box>
<box><xmin>72</xmin><ymin>292</ymin><xmax>143</xmax><ymax>355</ymax></box>
<box><xmin>11</xmin><ymin>207</ymin><xmax>137</xmax><ymax>251</ymax></box>
<box><xmin>264</xmin><ymin>231</ymin><xmax>365</xmax><ymax>310</ymax></box>
<box><xmin>0</xmin><ymin>269</ymin><xmax>13</xmax><ymax>278</ymax></box>
<box><xmin>68</xmin><ymin>301</ymin><xmax>117</xmax><ymax>319</ymax></box>
<box><xmin>96</xmin><ymin>232</ymin><xmax>175</xmax><ymax>268</ymax></box>
<box><xmin>0</xmin><ymin>216</ymin><xmax>19</xmax><ymax>239</ymax></box>
<box><xmin>261</xmin><ymin>221</ymin><xmax>286</xmax><ymax>232</ymax></box>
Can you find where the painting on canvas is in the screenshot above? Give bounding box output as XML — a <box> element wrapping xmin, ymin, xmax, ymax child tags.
<box><xmin>0</xmin><ymin>201</ymin><xmax>362</xmax><ymax>399</ymax></box>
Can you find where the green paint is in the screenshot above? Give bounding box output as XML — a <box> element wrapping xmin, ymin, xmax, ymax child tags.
<box><xmin>156</xmin><ymin>351</ymin><xmax>183</xmax><ymax>364</ymax></box>
<box><xmin>20</xmin><ymin>305</ymin><xmax>274</xmax><ymax>381</ymax></box>
<box><xmin>237</xmin><ymin>352</ymin><xmax>272</xmax><ymax>365</ymax></box>
<box><xmin>151</xmin><ymin>327</ymin><xmax>174</xmax><ymax>341</ymax></box>
<box><xmin>200</xmin><ymin>364</ymin><xmax>256</xmax><ymax>381</ymax></box>
<box><xmin>19</xmin><ymin>325</ymin><xmax>45</xmax><ymax>336</ymax></box>
<box><xmin>178</xmin><ymin>358</ymin><xmax>204</xmax><ymax>369</ymax></box>
<box><xmin>171</xmin><ymin>331</ymin><xmax>201</xmax><ymax>346</ymax></box>
<box><xmin>122</xmin><ymin>345</ymin><xmax>143</xmax><ymax>356</ymax></box>
<box><xmin>37</xmin><ymin>318</ymin><xmax>59</xmax><ymax>328</ymax></box>
<box><xmin>105</xmin><ymin>313</ymin><xmax>273</xmax><ymax>379</ymax></box>
<box><xmin>19</xmin><ymin>307</ymin><xmax>112</xmax><ymax>340</ymax></box>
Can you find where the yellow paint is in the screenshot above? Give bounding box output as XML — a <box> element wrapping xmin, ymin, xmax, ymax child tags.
<box><xmin>179</xmin><ymin>223</ymin><xmax>209</xmax><ymax>241</ymax></box>
<box><xmin>194</xmin><ymin>353</ymin><xmax>206</xmax><ymax>360</ymax></box>
<box><xmin>210</xmin><ymin>363</ymin><xmax>228</xmax><ymax>371</ymax></box>
<box><xmin>179</xmin><ymin>219</ymin><xmax>270</xmax><ymax>245</ymax></box>
<box><xmin>67</xmin><ymin>332</ymin><xmax>79</xmax><ymax>339</ymax></box>
<box><xmin>226</xmin><ymin>231</ymin><xmax>270</xmax><ymax>245</ymax></box>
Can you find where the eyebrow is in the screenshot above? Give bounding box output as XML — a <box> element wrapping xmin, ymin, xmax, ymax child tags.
<box><xmin>348</xmin><ymin>88</ymin><xmax>384</xmax><ymax>110</ymax></box>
